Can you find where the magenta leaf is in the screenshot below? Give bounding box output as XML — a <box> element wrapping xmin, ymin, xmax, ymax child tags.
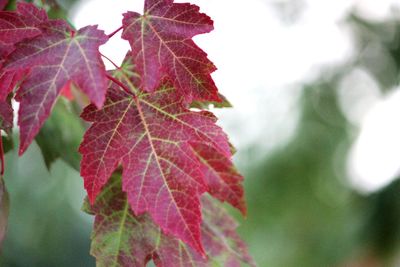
<box><xmin>4</xmin><ymin>19</ymin><xmax>108</xmax><ymax>154</ymax></box>
<box><xmin>79</xmin><ymin>79</ymin><xmax>236</xmax><ymax>253</ymax></box>
<box><xmin>0</xmin><ymin>3</ymin><xmax>48</xmax><ymax>101</ymax></box>
<box><xmin>122</xmin><ymin>0</ymin><xmax>219</xmax><ymax>103</ymax></box>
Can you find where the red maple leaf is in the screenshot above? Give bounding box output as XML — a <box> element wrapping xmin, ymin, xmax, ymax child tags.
<box><xmin>79</xmin><ymin>82</ymin><xmax>237</xmax><ymax>254</ymax></box>
<box><xmin>122</xmin><ymin>0</ymin><xmax>220</xmax><ymax>103</ymax></box>
<box><xmin>0</xmin><ymin>3</ymin><xmax>47</xmax><ymax>100</ymax></box>
<box><xmin>3</xmin><ymin>19</ymin><xmax>108</xmax><ymax>154</ymax></box>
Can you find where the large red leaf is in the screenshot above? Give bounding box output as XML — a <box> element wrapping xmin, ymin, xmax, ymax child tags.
<box><xmin>79</xmin><ymin>81</ymin><xmax>236</xmax><ymax>253</ymax></box>
<box><xmin>83</xmin><ymin>174</ymin><xmax>255</xmax><ymax>267</ymax></box>
<box><xmin>3</xmin><ymin>20</ymin><xmax>108</xmax><ymax>154</ymax></box>
<box><xmin>122</xmin><ymin>0</ymin><xmax>219</xmax><ymax>103</ymax></box>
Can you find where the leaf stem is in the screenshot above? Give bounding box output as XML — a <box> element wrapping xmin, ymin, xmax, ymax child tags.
<box><xmin>107</xmin><ymin>26</ymin><xmax>123</xmax><ymax>39</ymax></box>
<box><xmin>106</xmin><ymin>74</ymin><xmax>135</xmax><ymax>97</ymax></box>
<box><xmin>100</xmin><ymin>53</ymin><xmax>120</xmax><ymax>69</ymax></box>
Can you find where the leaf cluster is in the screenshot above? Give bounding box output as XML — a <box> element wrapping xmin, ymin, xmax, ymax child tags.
<box><xmin>0</xmin><ymin>1</ymin><xmax>254</xmax><ymax>266</ymax></box>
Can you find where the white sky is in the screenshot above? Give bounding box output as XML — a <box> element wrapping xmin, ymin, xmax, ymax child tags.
<box><xmin>73</xmin><ymin>0</ymin><xmax>400</xmax><ymax>193</ymax></box>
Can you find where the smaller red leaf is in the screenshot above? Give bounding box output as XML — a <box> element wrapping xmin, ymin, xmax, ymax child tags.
<box><xmin>4</xmin><ymin>20</ymin><xmax>108</xmax><ymax>154</ymax></box>
<box><xmin>0</xmin><ymin>3</ymin><xmax>47</xmax><ymax>102</ymax></box>
<box><xmin>122</xmin><ymin>0</ymin><xmax>219</xmax><ymax>103</ymax></box>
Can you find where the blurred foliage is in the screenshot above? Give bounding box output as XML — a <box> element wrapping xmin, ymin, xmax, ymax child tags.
<box><xmin>0</xmin><ymin>177</ymin><xmax>8</xmax><ymax>251</ymax></box>
<box><xmin>35</xmin><ymin>98</ymin><xmax>84</xmax><ymax>171</ymax></box>
<box><xmin>0</xmin><ymin>139</ymin><xmax>94</xmax><ymax>267</ymax></box>
<box><xmin>238</xmin><ymin>9</ymin><xmax>400</xmax><ymax>267</ymax></box>
<box><xmin>348</xmin><ymin>14</ymin><xmax>400</xmax><ymax>92</ymax></box>
<box><xmin>360</xmin><ymin>178</ymin><xmax>400</xmax><ymax>261</ymax></box>
<box><xmin>239</xmin><ymin>81</ymin><xmax>361</xmax><ymax>266</ymax></box>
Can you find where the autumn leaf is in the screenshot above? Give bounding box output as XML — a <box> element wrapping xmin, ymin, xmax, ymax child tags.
<box><xmin>0</xmin><ymin>3</ymin><xmax>47</xmax><ymax>100</ymax></box>
<box><xmin>122</xmin><ymin>0</ymin><xmax>219</xmax><ymax>103</ymax></box>
<box><xmin>79</xmin><ymin>78</ymin><xmax>242</xmax><ymax>253</ymax></box>
<box><xmin>0</xmin><ymin>4</ymin><xmax>47</xmax><ymax>169</ymax></box>
<box><xmin>3</xmin><ymin>19</ymin><xmax>108</xmax><ymax>154</ymax></box>
<box><xmin>83</xmin><ymin>174</ymin><xmax>255</xmax><ymax>267</ymax></box>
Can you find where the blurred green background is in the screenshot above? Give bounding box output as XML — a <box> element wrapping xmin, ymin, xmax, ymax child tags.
<box><xmin>2</xmin><ymin>0</ymin><xmax>400</xmax><ymax>266</ymax></box>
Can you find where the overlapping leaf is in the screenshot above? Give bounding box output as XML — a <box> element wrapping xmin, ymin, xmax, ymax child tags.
<box><xmin>79</xmin><ymin>83</ymin><xmax>227</xmax><ymax>253</ymax></box>
<box><xmin>3</xmin><ymin>19</ymin><xmax>108</xmax><ymax>154</ymax></box>
<box><xmin>79</xmin><ymin>74</ymin><xmax>246</xmax><ymax>253</ymax></box>
<box><xmin>0</xmin><ymin>3</ymin><xmax>47</xmax><ymax>100</ymax></box>
<box><xmin>83</xmin><ymin>174</ymin><xmax>255</xmax><ymax>267</ymax></box>
<box><xmin>122</xmin><ymin>0</ymin><xmax>219</xmax><ymax>103</ymax></box>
